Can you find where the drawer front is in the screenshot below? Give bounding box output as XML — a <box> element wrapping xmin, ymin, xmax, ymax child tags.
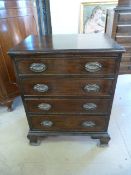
<box><xmin>122</xmin><ymin>52</ymin><xmax>131</xmax><ymax>58</ymax></box>
<box><xmin>30</xmin><ymin>115</ymin><xmax>107</xmax><ymax>132</ymax></box>
<box><xmin>121</xmin><ymin>56</ymin><xmax>131</xmax><ymax>62</ymax></box>
<box><xmin>17</xmin><ymin>58</ymin><xmax>116</xmax><ymax>76</ymax></box>
<box><xmin>118</xmin><ymin>13</ymin><xmax>131</xmax><ymax>23</ymax></box>
<box><xmin>120</xmin><ymin>62</ymin><xmax>131</xmax><ymax>73</ymax></box>
<box><xmin>21</xmin><ymin>78</ymin><xmax>114</xmax><ymax>97</ymax></box>
<box><xmin>117</xmin><ymin>25</ymin><xmax>131</xmax><ymax>35</ymax></box>
<box><xmin>116</xmin><ymin>36</ymin><xmax>131</xmax><ymax>43</ymax></box>
<box><xmin>25</xmin><ymin>98</ymin><xmax>111</xmax><ymax>115</ymax></box>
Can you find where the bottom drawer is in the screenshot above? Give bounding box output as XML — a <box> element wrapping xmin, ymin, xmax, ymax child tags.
<box><xmin>30</xmin><ymin>115</ymin><xmax>107</xmax><ymax>132</ymax></box>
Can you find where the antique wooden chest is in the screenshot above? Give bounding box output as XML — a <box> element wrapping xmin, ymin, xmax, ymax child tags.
<box><xmin>106</xmin><ymin>2</ymin><xmax>131</xmax><ymax>74</ymax></box>
<box><xmin>8</xmin><ymin>34</ymin><xmax>125</xmax><ymax>146</ymax></box>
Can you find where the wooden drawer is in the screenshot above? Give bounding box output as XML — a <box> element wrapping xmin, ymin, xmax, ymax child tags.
<box><xmin>121</xmin><ymin>56</ymin><xmax>131</xmax><ymax>62</ymax></box>
<box><xmin>21</xmin><ymin>77</ymin><xmax>114</xmax><ymax>97</ymax></box>
<box><xmin>117</xmin><ymin>25</ymin><xmax>131</xmax><ymax>35</ymax></box>
<box><xmin>118</xmin><ymin>12</ymin><xmax>131</xmax><ymax>24</ymax></box>
<box><xmin>16</xmin><ymin>58</ymin><xmax>116</xmax><ymax>76</ymax></box>
<box><xmin>30</xmin><ymin>115</ymin><xmax>107</xmax><ymax>132</ymax></box>
<box><xmin>25</xmin><ymin>98</ymin><xmax>111</xmax><ymax>115</ymax></box>
<box><xmin>116</xmin><ymin>36</ymin><xmax>131</xmax><ymax>43</ymax></box>
<box><xmin>120</xmin><ymin>61</ymin><xmax>131</xmax><ymax>74</ymax></box>
<box><xmin>122</xmin><ymin>52</ymin><xmax>131</xmax><ymax>58</ymax></box>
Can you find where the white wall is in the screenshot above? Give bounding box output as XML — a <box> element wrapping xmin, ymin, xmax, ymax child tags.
<box><xmin>50</xmin><ymin>0</ymin><xmax>118</xmax><ymax>34</ymax></box>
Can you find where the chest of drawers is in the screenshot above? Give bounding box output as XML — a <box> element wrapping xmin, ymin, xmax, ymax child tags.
<box><xmin>106</xmin><ymin>6</ymin><xmax>131</xmax><ymax>74</ymax></box>
<box><xmin>8</xmin><ymin>34</ymin><xmax>124</xmax><ymax>146</ymax></box>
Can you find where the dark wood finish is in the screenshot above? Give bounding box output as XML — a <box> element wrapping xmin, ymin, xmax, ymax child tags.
<box><xmin>118</xmin><ymin>13</ymin><xmax>131</xmax><ymax>23</ymax></box>
<box><xmin>91</xmin><ymin>133</ymin><xmax>111</xmax><ymax>146</ymax></box>
<box><xmin>0</xmin><ymin>0</ymin><xmax>38</xmax><ymax>110</ymax></box>
<box><xmin>21</xmin><ymin>77</ymin><xmax>114</xmax><ymax>97</ymax></box>
<box><xmin>120</xmin><ymin>61</ymin><xmax>131</xmax><ymax>72</ymax></box>
<box><xmin>117</xmin><ymin>25</ymin><xmax>131</xmax><ymax>34</ymax></box>
<box><xmin>8</xmin><ymin>34</ymin><xmax>124</xmax><ymax>146</ymax></box>
<box><xmin>106</xmin><ymin>2</ymin><xmax>131</xmax><ymax>74</ymax></box>
<box><xmin>16</xmin><ymin>57</ymin><xmax>117</xmax><ymax>76</ymax></box>
<box><xmin>116</xmin><ymin>36</ymin><xmax>131</xmax><ymax>43</ymax></box>
<box><xmin>25</xmin><ymin>98</ymin><xmax>112</xmax><ymax>115</ymax></box>
<box><xmin>27</xmin><ymin>134</ymin><xmax>41</xmax><ymax>146</ymax></box>
<box><xmin>30</xmin><ymin>115</ymin><xmax>107</xmax><ymax>132</ymax></box>
<box><xmin>121</xmin><ymin>56</ymin><xmax>131</xmax><ymax>62</ymax></box>
<box><xmin>8</xmin><ymin>34</ymin><xmax>124</xmax><ymax>54</ymax></box>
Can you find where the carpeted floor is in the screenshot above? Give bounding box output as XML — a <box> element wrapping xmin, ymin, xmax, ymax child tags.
<box><xmin>0</xmin><ymin>75</ymin><xmax>131</xmax><ymax>175</ymax></box>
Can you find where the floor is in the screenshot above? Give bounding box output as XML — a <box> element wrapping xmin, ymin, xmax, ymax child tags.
<box><xmin>0</xmin><ymin>75</ymin><xmax>131</xmax><ymax>175</ymax></box>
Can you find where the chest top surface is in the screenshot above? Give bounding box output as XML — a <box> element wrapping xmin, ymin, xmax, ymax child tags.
<box><xmin>8</xmin><ymin>34</ymin><xmax>125</xmax><ymax>56</ymax></box>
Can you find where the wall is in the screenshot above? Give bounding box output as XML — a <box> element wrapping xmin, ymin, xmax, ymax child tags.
<box><xmin>50</xmin><ymin>0</ymin><xmax>118</xmax><ymax>34</ymax></box>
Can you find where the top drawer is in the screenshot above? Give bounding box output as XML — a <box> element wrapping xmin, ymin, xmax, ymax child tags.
<box><xmin>16</xmin><ymin>57</ymin><xmax>117</xmax><ymax>76</ymax></box>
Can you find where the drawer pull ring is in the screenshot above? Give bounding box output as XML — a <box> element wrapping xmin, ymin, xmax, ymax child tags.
<box><xmin>85</xmin><ymin>62</ymin><xmax>102</xmax><ymax>72</ymax></box>
<box><xmin>83</xmin><ymin>103</ymin><xmax>97</xmax><ymax>110</ymax></box>
<box><xmin>30</xmin><ymin>63</ymin><xmax>46</xmax><ymax>72</ymax></box>
<box><xmin>33</xmin><ymin>84</ymin><xmax>48</xmax><ymax>93</ymax></box>
<box><xmin>84</xmin><ymin>84</ymin><xmax>100</xmax><ymax>92</ymax></box>
<box><xmin>41</xmin><ymin>120</ymin><xmax>53</xmax><ymax>127</ymax></box>
<box><xmin>38</xmin><ymin>103</ymin><xmax>51</xmax><ymax>111</ymax></box>
<box><xmin>82</xmin><ymin>121</ymin><xmax>96</xmax><ymax>128</ymax></box>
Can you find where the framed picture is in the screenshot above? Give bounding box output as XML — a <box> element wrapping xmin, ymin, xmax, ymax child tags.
<box><xmin>79</xmin><ymin>1</ymin><xmax>117</xmax><ymax>34</ymax></box>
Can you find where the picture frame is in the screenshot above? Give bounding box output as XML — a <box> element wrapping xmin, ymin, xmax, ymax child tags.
<box><xmin>79</xmin><ymin>1</ymin><xmax>117</xmax><ymax>34</ymax></box>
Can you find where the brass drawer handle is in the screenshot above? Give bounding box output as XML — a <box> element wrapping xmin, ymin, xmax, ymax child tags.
<box><xmin>84</xmin><ymin>84</ymin><xmax>100</xmax><ymax>92</ymax></box>
<box><xmin>38</xmin><ymin>103</ymin><xmax>51</xmax><ymax>111</ymax></box>
<box><xmin>41</xmin><ymin>120</ymin><xmax>53</xmax><ymax>127</ymax></box>
<box><xmin>82</xmin><ymin>121</ymin><xmax>96</xmax><ymax>128</ymax></box>
<box><xmin>33</xmin><ymin>84</ymin><xmax>48</xmax><ymax>93</ymax></box>
<box><xmin>85</xmin><ymin>62</ymin><xmax>102</xmax><ymax>72</ymax></box>
<box><xmin>30</xmin><ymin>63</ymin><xmax>47</xmax><ymax>72</ymax></box>
<box><xmin>83</xmin><ymin>103</ymin><xmax>97</xmax><ymax>110</ymax></box>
